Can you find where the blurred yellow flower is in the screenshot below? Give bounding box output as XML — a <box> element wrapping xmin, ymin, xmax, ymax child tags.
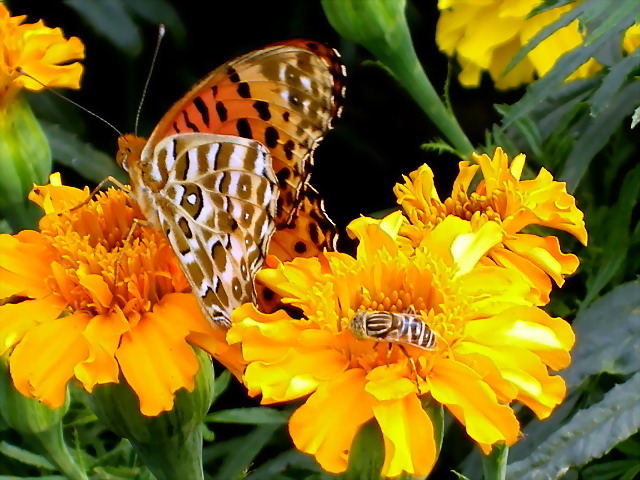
<box><xmin>228</xmin><ymin>212</ymin><xmax>574</xmax><ymax>477</ymax></box>
<box><xmin>623</xmin><ymin>24</ymin><xmax>640</xmax><ymax>53</ymax></box>
<box><xmin>436</xmin><ymin>0</ymin><xmax>600</xmax><ymax>89</ymax></box>
<box><xmin>0</xmin><ymin>174</ymin><xmax>243</xmax><ymax>416</ymax></box>
<box><xmin>0</xmin><ymin>4</ymin><xmax>84</xmax><ymax>108</ymax></box>
<box><xmin>394</xmin><ymin>147</ymin><xmax>587</xmax><ymax>302</ymax></box>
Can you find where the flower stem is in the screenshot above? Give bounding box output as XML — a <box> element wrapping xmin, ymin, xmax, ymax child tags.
<box><xmin>26</xmin><ymin>423</ymin><xmax>87</xmax><ymax>480</ymax></box>
<box><xmin>481</xmin><ymin>443</ymin><xmax>508</xmax><ymax>480</ymax></box>
<box><xmin>322</xmin><ymin>0</ymin><xmax>475</xmax><ymax>158</ymax></box>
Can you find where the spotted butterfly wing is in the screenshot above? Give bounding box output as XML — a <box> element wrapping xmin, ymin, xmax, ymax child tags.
<box><xmin>145</xmin><ymin>39</ymin><xmax>344</xmax><ymax>234</ymax></box>
<box><xmin>117</xmin><ymin>39</ymin><xmax>344</xmax><ymax>326</ymax></box>
<box><xmin>118</xmin><ymin>133</ymin><xmax>277</xmax><ymax>326</ymax></box>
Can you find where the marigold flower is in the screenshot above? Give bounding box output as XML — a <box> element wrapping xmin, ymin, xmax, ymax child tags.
<box><xmin>436</xmin><ymin>0</ymin><xmax>601</xmax><ymax>89</ymax></box>
<box><xmin>0</xmin><ymin>4</ymin><xmax>84</xmax><ymax>108</ymax></box>
<box><xmin>228</xmin><ymin>212</ymin><xmax>574</xmax><ymax>477</ymax></box>
<box><xmin>0</xmin><ymin>174</ymin><xmax>243</xmax><ymax>416</ymax></box>
<box><xmin>623</xmin><ymin>24</ymin><xmax>640</xmax><ymax>54</ymax></box>
<box><xmin>394</xmin><ymin>147</ymin><xmax>587</xmax><ymax>303</ymax></box>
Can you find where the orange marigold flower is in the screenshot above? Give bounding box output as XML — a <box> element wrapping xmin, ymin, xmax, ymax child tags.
<box><xmin>394</xmin><ymin>147</ymin><xmax>587</xmax><ymax>303</ymax></box>
<box><xmin>0</xmin><ymin>174</ymin><xmax>243</xmax><ymax>416</ymax></box>
<box><xmin>0</xmin><ymin>4</ymin><xmax>84</xmax><ymax>108</ymax></box>
<box><xmin>228</xmin><ymin>212</ymin><xmax>574</xmax><ymax>477</ymax></box>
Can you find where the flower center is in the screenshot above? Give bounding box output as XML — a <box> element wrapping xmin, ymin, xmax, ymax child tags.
<box><xmin>41</xmin><ymin>190</ymin><xmax>189</xmax><ymax>317</ymax></box>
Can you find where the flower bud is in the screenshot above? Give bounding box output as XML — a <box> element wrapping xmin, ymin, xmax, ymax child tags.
<box><xmin>89</xmin><ymin>348</ymin><xmax>215</xmax><ymax>480</ymax></box>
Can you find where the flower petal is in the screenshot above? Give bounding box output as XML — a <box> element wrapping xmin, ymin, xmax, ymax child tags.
<box><xmin>374</xmin><ymin>394</ymin><xmax>437</xmax><ymax>477</ymax></box>
<box><xmin>429</xmin><ymin>358</ymin><xmax>519</xmax><ymax>446</ymax></box>
<box><xmin>289</xmin><ymin>368</ymin><xmax>374</xmax><ymax>474</ymax></box>
<box><xmin>10</xmin><ymin>313</ymin><xmax>90</xmax><ymax>409</ymax></box>
<box><xmin>116</xmin><ymin>306</ymin><xmax>199</xmax><ymax>416</ymax></box>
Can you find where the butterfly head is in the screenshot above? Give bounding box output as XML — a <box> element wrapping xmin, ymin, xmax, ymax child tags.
<box><xmin>116</xmin><ymin>134</ymin><xmax>146</xmax><ymax>172</ymax></box>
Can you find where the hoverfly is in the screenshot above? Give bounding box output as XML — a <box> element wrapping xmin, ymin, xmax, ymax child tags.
<box><xmin>348</xmin><ymin>310</ymin><xmax>439</xmax><ymax>394</ymax></box>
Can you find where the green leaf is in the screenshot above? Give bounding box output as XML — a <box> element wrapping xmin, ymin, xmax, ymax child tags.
<box><xmin>560</xmin><ymin>81</ymin><xmax>640</xmax><ymax>190</ymax></box>
<box><xmin>40</xmin><ymin>121</ymin><xmax>126</xmax><ymax>185</ymax></box>
<box><xmin>564</xmin><ymin>280</ymin><xmax>640</xmax><ymax>390</ymax></box>
<box><xmin>0</xmin><ymin>441</ymin><xmax>56</xmax><ymax>470</ymax></box>
<box><xmin>580</xmin><ymin>460</ymin><xmax>640</xmax><ymax>480</ymax></box>
<box><xmin>64</xmin><ymin>0</ymin><xmax>143</xmax><ymax>56</ymax></box>
<box><xmin>507</xmin><ymin>371</ymin><xmax>640</xmax><ymax>479</ymax></box>
<box><xmin>210</xmin><ymin>424</ymin><xmax>280</xmax><ymax>480</ymax></box>
<box><xmin>124</xmin><ymin>0</ymin><xmax>187</xmax><ymax>45</ymax></box>
<box><xmin>206</xmin><ymin>408</ymin><xmax>289</xmax><ymax>425</ymax></box>
<box><xmin>245</xmin><ymin>450</ymin><xmax>321</xmax><ymax>479</ymax></box>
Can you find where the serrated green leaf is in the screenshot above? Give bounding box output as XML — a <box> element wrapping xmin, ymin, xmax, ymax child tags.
<box><xmin>207</xmin><ymin>407</ymin><xmax>288</xmax><ymax>425</ymax></box>
<box><xmin>245</xmin><ymin>450</ymin><xmax>321</xmax><ymax>480</ymax></box>
<box><xmin>563</xmin><ymin>280</ymin><xmax>640</xmax><ymax>390</ymax></box>
<box><xmin>507</xmin><ymin>372</ymin><xmax>640</xmax><ymax>479</ymax></box>
<box><xmin>580</xmin><ymin>460</ymin><xmax>640</xmax><ymax>480</ymax></box>
<box><xmin>590</xmin><ymin>49</ymin><xmax>640</xmax><ymax>115</ymax></box>
<box><xmin>0</xmin><ymin>441</ymin><xmax>56</xmax><ymax>470</ymax></box>
<box><xmin>560</xmin><ymin>81</ymin><xmax>640</xmax><ymax>190</ymax></box>
<box><xmin>211</xmin><ymin>424</ymin><xmax>280</xmax><ymax>480</ymax></box>
<box><xmin>40</xmin><ymin>121</ymin><xmax>126</xmax><ymax>185</ymax></box>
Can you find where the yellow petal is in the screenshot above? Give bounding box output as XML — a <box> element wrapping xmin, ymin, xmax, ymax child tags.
<box><xmin>429</xmin><ymin>358</ymin><xmax>520</xmax><ymax>446</ymax></box>
<box><xmin>116</xmin><ymin>310</ymin><xmax>199</xmax><ymax>416</ymax></box>
<box><xmin>10</xmin><ymin>313</ymin><xmax>90</xmax><ymax>409</ymax></box>
<box><xmin>75</xmin><ymin>309</ymin><xmax>129</xmax><ymax>391</ymax></box>
<box><xmin>0</xmin><ymin>296</ymin><xmax>66</xmax><ymax>354</ymax></box>
<box><xmin>374</xmin><ymin>394</ymin><xmax>437</xmax><ymax>477</ymax></box>
<box><xmin>289</xmin><ymin>369</ymin><xmax>374</xmax><ymax>474</ymax></box>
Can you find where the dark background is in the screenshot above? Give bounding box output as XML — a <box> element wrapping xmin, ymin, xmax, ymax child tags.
<box><xmin>11</xmin><ymin>1</ymin><xmax>522</xmax><ymax>238</ymax></box>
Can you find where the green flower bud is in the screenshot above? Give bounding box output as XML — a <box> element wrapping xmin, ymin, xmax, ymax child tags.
<box><xmin>0</xmin><ymin>356</ymin><xmax>87</xmax><ymax>480</ymax></box>
<box><xmin>89</xmin><ymin>348</ymin><xmax>215</xmax><ymax>480</ymax></box>
<box><xmin>322</xmin><ymin>0</ymin><xmax>474</xmax><ymax>157</ymax></box>
<box><xmin>0</xmin><ymin>355</ymin><xmax>67</xmax><ymax>434</ymax></box>
<box><xmin>0</xmin><ymin>94</ymin><xmax>51</xmax><ymax>229</ymax></box>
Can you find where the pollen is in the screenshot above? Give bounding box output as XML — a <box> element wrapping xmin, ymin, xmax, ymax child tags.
<box><xmin>38</xmin><ymin>189</ymin><xmax>188</xmax><ymax>317</ymax></box>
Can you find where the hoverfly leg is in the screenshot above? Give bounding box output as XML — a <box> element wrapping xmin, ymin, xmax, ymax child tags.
<box><xmin>399</xmin><ymin>344</ymin><xmax>422</xmax><ymax>395</ymax></box>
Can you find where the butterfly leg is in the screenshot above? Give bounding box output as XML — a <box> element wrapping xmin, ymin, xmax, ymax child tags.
<box><xmin>69</xmin><ymin>176</ymin><xmax>134</xmax><ymax>212</ymax></box>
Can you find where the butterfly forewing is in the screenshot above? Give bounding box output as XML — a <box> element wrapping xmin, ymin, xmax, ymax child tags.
<box><xmin>144</xmin><ymin>40</ymin><xmax>345</xmax><ymax>229</ymax></box>
<box><xmin>150</xmin><ymin>133</ymin><xmax>277</xmax><ymax>326</ymax></box>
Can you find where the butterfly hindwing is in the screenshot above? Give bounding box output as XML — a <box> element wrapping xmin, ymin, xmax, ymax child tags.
<box><xmin>151</xmin><ymin>133</ymin><xmax>277</xmax><ymax>326</ymax></box>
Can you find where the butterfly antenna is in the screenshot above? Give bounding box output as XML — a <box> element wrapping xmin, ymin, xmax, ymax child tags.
<box><xmin>134</xmin><ymin>24</ymin><xmax>166</xmax><ymax>136</ymax></box>
<box><xmin>16</xmin><ymin>67</ymin><xmax>123</xmax><ymax>136</ymax></box>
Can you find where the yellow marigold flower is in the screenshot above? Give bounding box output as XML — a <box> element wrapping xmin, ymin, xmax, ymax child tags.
<box><xmin>0</xmin><ymin>174</ymin><xmax>243</xmax><ymax>416</ymax></box>
<box><xmin>394</xmin><ymin>147</ymin><xmax>587</xmax><ymax>303</ymax></box>
<box><xmin>0</xmin><ymin>4</ymin><xmax>84</xmax><ymax>108</ymax></box>
<box><xmin>623</xmin><ymin>24</ymin><xmax>640</xmax><ymax>53</ymax></box>
<box><xmin>228</xmin><ymin>212</ymin><xmax>574</xmax><ymax>477</ymax></box>
<box><xmin>436</xmin><ymin>0</ymin><xmax>600</xmax><ymax>89</ymax></box>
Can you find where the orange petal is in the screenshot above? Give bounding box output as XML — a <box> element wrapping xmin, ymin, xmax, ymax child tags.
<box><xmin>429</xmin><ymin>358</ymin><xmax>520</xmax><ymax>446</ymax></box>
<box><xmin>75</xmin><ymin>309</ymin><xmax>129</xmax><ymax>391</ymax></box>
<box><xmin>0</xmin><ymin>296</ymin><xmax>66</xmax><ymax>354</ymax></box>
<box><xmin>0</xmin><ymin>232</ymin><xmax>55</xmax><ymax>298</ymax></box>
<box><xmin>116</xmin><ymin>305</ymin><xmax>199</xmax><ymax>416</ymax></box>
<box><xmin>366</xmin><ymin>363</ymin><xmax>417</xmax><ymax>400</ymax></box>
<box><xmin>374</xmin><ymin>395</ymin><xmax>437</xmax><ymax>477</ymax></box>
<box><xmin>9</xmin><ymin>313</ymin><xmax>90</xmax><ymax>409</ymax></box>
<box><xmin>289</xmin><ymin>369</ymin><xmax>374</xmax><ymax>474</ymax></box>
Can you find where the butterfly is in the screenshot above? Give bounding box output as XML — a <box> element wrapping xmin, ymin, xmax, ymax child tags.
<box><xmin>116</xmin><ymin>39</ymin><xmax>346</xmax><ymax>327</ymax></box>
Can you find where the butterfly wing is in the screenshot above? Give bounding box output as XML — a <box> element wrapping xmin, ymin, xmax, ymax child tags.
<box><xmin>143</xmin><ymin>39</ymin><xmax>345</xmax><ymax>232</ymax></box>
<box><xmin>148</xmin><ymin>133</ymin><xmax>277</xmax><ymax>326</ymax></box>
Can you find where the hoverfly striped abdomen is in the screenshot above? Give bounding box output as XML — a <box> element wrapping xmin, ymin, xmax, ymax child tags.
<box><xmin>349</xmin><ymin>311</ymin><xmax>437</xmax><ymax>350</ymax></box>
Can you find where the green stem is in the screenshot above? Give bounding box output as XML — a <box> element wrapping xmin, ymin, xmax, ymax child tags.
<box><xmin>481</xmin><ymin>443</ymin><xmax>508</xmax><ymax>480</ymax></box>
<box><xmin>371</xmin><ymin>27</ymin><xmax>474</xmax><ymax>157</ymax></box>
<box><xmin>26</xmin><ymin>423</ymin><xmax>87</xmax><ymax>480</ymax></box>
<box><xmin>133</xmin><ymin>427</ymin><xmax>204</xmax><ymax>480</ymax></box>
